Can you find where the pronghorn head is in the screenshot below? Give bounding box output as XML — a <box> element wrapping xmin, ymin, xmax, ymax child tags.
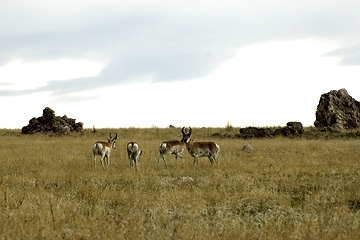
<box><xmin>107</xmin><ymin>133</ymin><xmax>118</xmax><ymax>149</ymax></box>
<box><xmin>181</xmin><ymin>127</ymin><xmax>192</xmax><ymax>144</ymax></box>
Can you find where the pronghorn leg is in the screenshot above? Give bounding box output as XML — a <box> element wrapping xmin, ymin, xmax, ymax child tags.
<box><xmin>162</xmin><ymin>155</ymin><xmax>167</xmax><ymax>167</ymax></box>
<box><xmin>134</xmin><ymin>159</ymin><xmax>138</xmax><ymax>171</ymax></box>
<box><xmin>158</xmin><ymin>151</ymin><xmax>163</xmax><ymax>163</ymax></box>
<box><xmin>100</xmin><ymin>155</ymin><xmax>106</xmax><ymax>170</ymax></box>
<box><xmin>129</xmin><ymin>157</ymin><xmax>136</xmax><ymax>169</ymax></box>
<box><xmin>193</xmin><ymin>157</ymin><xmax>199</xmax><ymax>166</ymax></box>
<box><xmin>103</xmin><ymin>158</ymin><xmax>107</xmax><ymax>169</ymax></box>
<box><xmin>179</xmin><ymin>154</ymin><xmax>184</xmax><ymax>164</ymax></box>
<box><xmin>209</xmin><ymin>155</ymin><xmax>219</xmax><ymax>165</ymax></box>
<box><xmin>175</xmin><ymin>152</ymin><xmax>184</xmax><ymax>163</ymax></box>
<box><xmin>105</xmin><ymin>154</ymin><xmax>110</xmax><ymax>168</ymax></box>
<box><xmin>94</xmin><ymin>154</ymin><xmax>97</xmax><ymax>169</ymax></box>
<box><xmin>214</xmin><ymin>155</ymin><xmax>219</xmax><ymax>165</ymax></box>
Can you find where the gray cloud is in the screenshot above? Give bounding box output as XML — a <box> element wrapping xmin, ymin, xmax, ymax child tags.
<box><xmin>0</xmin><ymin>82</ymin><xmax>13</xmax><ymax>86</ymax></box>
<box><xmin>325</xmin><ymin>45</ymin><xmax>360</xmax><ymax>66</ymax></box>
<box><xmin>1</xmin><ymin>0</ymin><xmax>360</xmax><ymax>99</ymax></box>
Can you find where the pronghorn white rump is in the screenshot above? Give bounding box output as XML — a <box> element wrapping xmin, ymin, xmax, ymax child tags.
<box><xmin>158</xmin><ymin>140</ymin><xmax>185</xmax><ymax>166</ymax></box>
<box><xmin>127</xmin><ymin>142</ymin><xmax>142</xmax><ymax>170</ymax></box>
<box><xmin>181</xmin><ymin>127</ymin><xmax>220</xmax><ymax>166</ymax></box>
<box><xmin>92</xmin><ymin>133</ymin><xmax>117</xmax><ymax>170</ymax></box>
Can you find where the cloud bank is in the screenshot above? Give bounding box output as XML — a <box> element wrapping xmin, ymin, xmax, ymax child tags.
<box><xmin>1</xmin><ymin>0</ymin><xmax>360</xmax><ymax>99</ymax></box>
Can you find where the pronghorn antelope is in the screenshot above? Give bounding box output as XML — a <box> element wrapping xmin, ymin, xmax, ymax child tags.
<box><xmin>181</xmin><ymin>127</ymin><xmax>220</xmax><ymax>166</ymax></box>
<box><xmin>158</xmin><ymin>140</ymin><xmax>185</xmax><ymax>166</ymax></box>
<box><xmin>92</xmin><ymin>133</ymin><xmax>117</xmax><ymax>170</ymax></box>
<box><xmin>127</xmin><ymin>142</ymin><xmax>142</xmax><ymax>170</ymax></box>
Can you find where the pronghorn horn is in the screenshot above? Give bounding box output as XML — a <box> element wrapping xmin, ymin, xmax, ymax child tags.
<box><xmin>114</xmin><ymin>133</ymin><xmax>118</xmax><ymax>140</ymax></box>
<box><xmin>188</xmin><ymin>127</ymin><xmax>192</xmax><ymax>136</ymax></box>
<box><xmin>181</xmin><ymin>127</ymin><xmax>186</xmax><ymax>135</ymax></box>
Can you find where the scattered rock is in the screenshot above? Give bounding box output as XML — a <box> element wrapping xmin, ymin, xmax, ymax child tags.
<box><xmin>242</xmin><ymin>144</ymin><xmax>254</xmax><ymax>152</ymax></box>
<box><xmin>314</xmin><ymin>88</ymin><xmax>360</xmax><ymax>131</ymax></box>
<box><xmin>211</xmin><ymin>132</ymin><xmax>221</xmax><ymax>137</ymax></box>
<box><xmin>22</xmin><ymin>107</ymin><xmax>83</xmax><ymax>134</ymax></box>
<box><xmin>282</xmin><ymin>122</ymin><xmax>304</xmax><ymax>137</ymax></box>
<box><xmin>160</xmin><ymin>177</ymin><xmax>194</xmax><ymax>187</ymax></box>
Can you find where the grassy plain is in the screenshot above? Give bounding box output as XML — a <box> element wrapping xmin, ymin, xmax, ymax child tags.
<box><xmin>0</xmin><ymin>127</ymin><xmax>360</xmax><ymax>239</ymax></box>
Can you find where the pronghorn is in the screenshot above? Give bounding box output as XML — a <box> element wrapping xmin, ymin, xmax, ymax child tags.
<box><xmin>158</xmin><ymin>139</ymin><xmax>185</xmax><ymax>166</ymax></box>
<box><xmin>92</xmin><ymin>133</ymin><xmax>117</xmax><ymax>170</ymax></box>
<box><xmin>127</xmin><ymin>142</ymin><xmax>142</xmax><ymax>170</ymax></box>
<box><xmin>181</xmin><ymin>127</ymin><xmax>220</xmax><ymax>166</ymax></box>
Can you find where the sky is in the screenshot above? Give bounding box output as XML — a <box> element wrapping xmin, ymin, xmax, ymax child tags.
<box><xmin>1</xmin><ymin>0</ymin><xmax>360</xmax><ymax>129</ymax></box>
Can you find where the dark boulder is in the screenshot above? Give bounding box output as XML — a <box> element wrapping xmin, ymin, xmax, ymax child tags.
<box><xmin>314</xmin><ymin>89</ymin><xmax>360</xmax><ymax>131</ymax></box>
<box><xmin>282</xmin><ymin>122</ymin><xmax>304</xmax><ymax>137</ymax></box>
<box><xmin>22</xmin><ymin>107</ymin><xmax>83</xmax><ymax>134</ymax></box>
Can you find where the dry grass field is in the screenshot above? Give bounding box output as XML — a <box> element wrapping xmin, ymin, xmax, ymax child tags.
<box><xmin>0</xmin><ymin>127</ymin><xmax>360</xmax><ymax>239</ymax></box>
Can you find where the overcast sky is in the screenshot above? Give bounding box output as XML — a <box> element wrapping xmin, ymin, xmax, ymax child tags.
<box><xmin>1</xmin><ymin>0</ymin><xmax>360</xmax><ymax>129</ymax></box>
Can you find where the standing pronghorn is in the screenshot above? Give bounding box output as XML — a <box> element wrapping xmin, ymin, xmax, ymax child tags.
<box><xmin>158</xmin><ymin>139</ymin><xmax>185</xmax><ymax>166</ymax></box>
<box><xmin>127</xmin><ymin>142</ymin><xmax>142</xmax><ymax>170</ymax></box>
<box><xmin>181</xmin><ymin>127</ymin><xmax>220</xmax><ymax>166</ymax></box>
<box><xmin>92</xmin><ymin>133</ymin><xmax>117</xmax><ymax>170</ymax></box>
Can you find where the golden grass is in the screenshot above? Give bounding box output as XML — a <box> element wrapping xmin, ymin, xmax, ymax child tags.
<box><xmin>0</xmin><ymin>128</ymin><xmax>360</xmax><ymax>239</ymax></box>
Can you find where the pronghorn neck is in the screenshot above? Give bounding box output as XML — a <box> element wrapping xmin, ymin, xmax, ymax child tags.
<box><xmin>111</xmin><ymin>139</ymin><xmax>116</xmax><ymax>149</ymax></box>
<box><xmin>104</xmin><ymin>138</ymin><xmax>116</xmax><ymax>149</ymax></box>
<box><xmin>185</xmin><ymin>138</ymin><xmax>193</xmax><ymax>145</ymax></box>
<box><xmin>182</xmin><ymin>136</ymin><xmax>194</xmax><ymax>149</ymax></box>
<box><xmin>106</xmin><ymin>133</ymin><xmax>117</xmax><ymax>149</ymax></box>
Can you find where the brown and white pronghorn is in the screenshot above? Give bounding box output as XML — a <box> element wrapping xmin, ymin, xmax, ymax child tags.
<box><xmin>92</xmin><ymin>133</ymin><xmax>117</xmax><ymax>170</ymax></box>
<box><xmin>158</xmin><ymin>140</ymin><xmax>185</xmax><ymax>166</ymax></box>
<box><xmin>181</xmin><ymin>127</ymin><xmax>220</xmax><ymax>166</ymax></box>
<box><xmin>127</xmin><ymin>142</ymin><xmax>142</xmax><ymax>170</ymax></box>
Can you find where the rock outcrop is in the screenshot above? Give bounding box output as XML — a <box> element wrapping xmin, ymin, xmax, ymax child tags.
<box><xmin>238</xmin><ymin>122</ymin><xmax>304</xmax><ymax>139</ymax></box>
<box><xmin>314</xmin><ymin>89</ymin><xmax>360</xmax><ymax>131</ymax></box>
<box><xmin>22</xmin><ymin>107</ymin><xmax>83</xmax><ymax>134</ymax></box>
<box><xmin>238</xmin><ymin>127</ymin><xmax>274</xmax><ymax>139</ymax></box>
